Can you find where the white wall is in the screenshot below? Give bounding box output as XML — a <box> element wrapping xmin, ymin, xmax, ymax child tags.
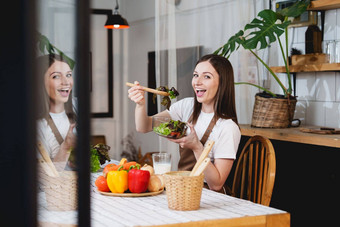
<box><xmin>90</xmin><ymin>0</ymin><xmax>133</xmax><ymax>160</ymax></box>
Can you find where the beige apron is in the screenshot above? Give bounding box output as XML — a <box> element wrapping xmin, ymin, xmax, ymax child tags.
<box><xmin>177</xmin><ymin>114</ymin><xmax>217</xmax><ymax>171</ymax></box>
<box><xmin>177</xmin><ymin>114</ymin><xmax>226</xmax><ymax>193</ymax></box>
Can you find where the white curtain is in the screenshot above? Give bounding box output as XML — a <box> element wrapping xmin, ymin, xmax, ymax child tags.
<box><xmin>155</xmin><ymin>0</ymin><xmax>269</xmax><ymax>169</ymax></box>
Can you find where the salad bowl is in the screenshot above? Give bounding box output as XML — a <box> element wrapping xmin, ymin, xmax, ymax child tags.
<box><xmin>152</xmin><ymin>116</ymin><xmax>187</xmax><ymax>139</ymax></box>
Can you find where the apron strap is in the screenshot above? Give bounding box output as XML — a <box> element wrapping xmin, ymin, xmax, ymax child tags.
<box><xmin>200</xmin><ymin>115</ymin><xmax>217</xmax><ymax>145</ymax></box>
<box><xmin>178</xmin><ymin>113</ymin><xmax>217</xmax><ymax>171</ymax></box>
<box><xmin>45</xmin><ymin>114</ymin><xmax>64</xmax><ymax>145</ymax></box>
<box><xmin>187</xmin><ymin>113</ymin><xmax>216</xmax><ymax>144</ymax></box>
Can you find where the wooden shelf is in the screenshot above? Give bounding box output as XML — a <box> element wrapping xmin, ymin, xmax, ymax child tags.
<box><xmin>240</xmin><ymin>124</ymin><xmax>340</xmax><ymax>148</ymax></box>
<box><xmin>270</xmin><ymin>63</ymin><xmax>340</xmax><ymax>73</ymax></box>
<box><xmin>308</xmin><ymin>0</ymin><xmax>340</xmax><ymax>11</ymax></box>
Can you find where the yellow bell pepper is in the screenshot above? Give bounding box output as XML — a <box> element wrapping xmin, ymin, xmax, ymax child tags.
<box><xmin>106</xmin><ymin>168</ymin><xmax>128</xmax><ymax>193</ymax></box>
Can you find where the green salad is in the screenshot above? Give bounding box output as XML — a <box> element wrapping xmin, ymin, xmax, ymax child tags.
<box><xmin>152</xmin><ymin>86</ymin><xmax>179</xmax><ymax>109</ymax></box>
<box><xmin>153</xmin><ymin>119</ymin><xmax>187</xmax><ymax>139</ymax></box>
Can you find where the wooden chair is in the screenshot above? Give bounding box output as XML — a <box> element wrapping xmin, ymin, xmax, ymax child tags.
<box><xmin>231</xmin><ymin>135</ymin><xmax>276</xmax><ymax>206</ymax></box>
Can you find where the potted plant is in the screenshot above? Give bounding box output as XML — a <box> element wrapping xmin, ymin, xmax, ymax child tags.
<box><xmin>37</xmin><ymin>32</ymin><xmax>75</xmax><ymax>69</ymax></box>
<box><xmin>214</xmin><ymin>0</ymin><xmax>310</xmax><ymax>128</ymax></box>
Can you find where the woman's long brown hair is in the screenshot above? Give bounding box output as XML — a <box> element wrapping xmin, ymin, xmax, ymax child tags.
<box><xmin>36</xmin><ymin>53</ymin><xmax>76</xmax><ymax>123</ymax></box>
<box><xmin>191</xmin><ymin>54</ymin><xmax>238</xmax><ymax>125</ymax></box>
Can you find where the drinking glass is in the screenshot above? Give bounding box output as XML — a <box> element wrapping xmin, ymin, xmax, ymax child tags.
<box><xmin>324</xmin><ymin>40</ymin><xmax>335</xmax><ymax>63</ymax></box>
<box><xmin>152</xmin><ymin>153</ymin><xmax>171</xmax><ymax>174</ymax></box>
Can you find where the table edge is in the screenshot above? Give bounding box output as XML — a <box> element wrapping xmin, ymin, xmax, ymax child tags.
<box><xmin>144</xmin><ymin>213</ymin><xmax>290</xmax><ymax>227</ymax></box>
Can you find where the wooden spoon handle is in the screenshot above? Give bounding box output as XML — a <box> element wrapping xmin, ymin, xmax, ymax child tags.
<box><xmin>190</xmin><ymin>140</ymin><xmax>215</xmax><ymax>176</ymax></box>
<box><xmin>37</xmin><ymin>141</ymin><xmax>60</xmax><ymax>177</ymax></box>
<box><xmin>191</xmin><ymin>158</ymin><xmax>210</xmax><ymax>176</ymax></box>
<box><xmin>126</xmin><ymin>82</ymin><xmax>169</xmax><ymax>96</ymax></box>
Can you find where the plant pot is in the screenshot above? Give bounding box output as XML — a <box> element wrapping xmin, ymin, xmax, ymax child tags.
<box><xmin>251</xmin><ymin>94</ymin><xmax>297</xmax><ymax>128</ymax></box>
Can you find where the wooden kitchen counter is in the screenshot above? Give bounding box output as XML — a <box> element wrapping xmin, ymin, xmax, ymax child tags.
<box><xmin>240</xmin><ymin>124</ymin><xmax>340</xmax><ymax>148</ymax></box>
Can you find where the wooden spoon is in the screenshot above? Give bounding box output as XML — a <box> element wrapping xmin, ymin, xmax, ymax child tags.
<box><xmin>126</xmin><ymin>82</ymin><xmax>169</xmax><ymax>96</ymax></box>
<box><xmin>37</xmin><ymin>141</ymin><xmax>60</xmax><ymax>177</ymax></box>
<box><xmin>191</xmin><ymin>158</ymin><xmax>210</xmax><ymax>177</ymax></box>
<box><xmin>190</xmin><ymin>140</ymin><xmax>215</xmax><ymax>176</ymax></box>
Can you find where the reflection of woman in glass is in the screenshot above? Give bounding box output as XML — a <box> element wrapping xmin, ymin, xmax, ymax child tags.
<box><xmin>36</xmin><ymin>54</ymin><xmax>76</xmax><ymax>170</ymax></box>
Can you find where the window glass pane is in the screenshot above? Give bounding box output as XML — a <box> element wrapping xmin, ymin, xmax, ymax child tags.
<box><xmin>36</xmin><ymin>0</ymin><xmax>78</xmax><ymax>224</ymax></box>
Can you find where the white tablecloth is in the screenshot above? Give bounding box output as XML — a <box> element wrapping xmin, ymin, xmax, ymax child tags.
<box><xmin>38</xmin><ymin>172</ymin><xmax>286</xmax><ymax>226</ymax></box>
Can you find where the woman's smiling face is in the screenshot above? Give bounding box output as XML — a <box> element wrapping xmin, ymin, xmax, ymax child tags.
<box><xmin>192</xmin><ymin>61</ymin><xmax>219</xmax><ymax>111</ymax></box>
<box><xmin>44</xmin><ymin>60</ymin><xmax>73</xmax><ymax>107</ymax></box>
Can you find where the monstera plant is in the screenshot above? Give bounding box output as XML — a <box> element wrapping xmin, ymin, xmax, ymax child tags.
<box><xmin>214</xmin><ymin>0</ymin><xmax>310</xmax><ymax>128</ymax></box>
<box><xmin>215</xmin><ymin>0</ymin><xmax>310</xmax><ymax>98</ymax></box>
<box><xmin>37</xmin><ymin>32</ymin><xmax>75</xmax><ymax>69</ymax></box>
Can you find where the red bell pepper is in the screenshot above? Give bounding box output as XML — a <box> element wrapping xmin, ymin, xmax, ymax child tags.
<box><xmin>128</xmin><ymin>165</ymin><xmax>150</xmax><ymax>193</ymax></box>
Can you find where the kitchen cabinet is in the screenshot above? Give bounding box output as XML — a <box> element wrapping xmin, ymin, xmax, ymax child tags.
<box><xmin>228</xmin><ymin>133</ymin><xmax>340</xmax><ymax>227</ymax></box>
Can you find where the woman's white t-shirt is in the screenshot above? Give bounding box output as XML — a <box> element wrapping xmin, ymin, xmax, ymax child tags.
<box><xmin>37</xmin><ymin>111</ymin><xmax>70</xmax><ymax>159</ymax></box>
<box><xmin>167</xmin><ymin>97</ymin><xmax>241</xmax><ymax>161</ymax></box>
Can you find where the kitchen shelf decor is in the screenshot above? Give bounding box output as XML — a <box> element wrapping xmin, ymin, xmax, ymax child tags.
<box><xmin>270</xmin><ymin>0</ymin><xmax>340</xmax><ymax>73</ymax></box>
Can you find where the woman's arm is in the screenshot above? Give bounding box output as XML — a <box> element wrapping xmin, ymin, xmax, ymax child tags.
<box><xmin>128</xmin><ymin>81</ymin><xmax>151</xmax><ymax>132</ymax></box>
<box><xmin>202</xmin><ymin>158</ymin><xmax>234</xmax><ymax>191</ymax></box>
<box><xmin>128</xmin><ymin>81</ymin><xmax>170</xmax><ymax>133</ymax></box>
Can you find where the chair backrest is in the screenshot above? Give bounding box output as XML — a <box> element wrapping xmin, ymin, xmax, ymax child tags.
<box><xmin>231</xmin><ymin>135</ymin><xmax>276</xmax><ymax>206</ymax></box>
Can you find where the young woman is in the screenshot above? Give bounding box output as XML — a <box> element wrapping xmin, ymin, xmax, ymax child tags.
<box><xmin>128</xmin><ymin>54</ymin><xmax>241</xmax><ymax>192</ymax></box>
<box><xmin>36</xmin><ymin>54</ymin><xmax>77</xmax><ymax>170</ymax></box>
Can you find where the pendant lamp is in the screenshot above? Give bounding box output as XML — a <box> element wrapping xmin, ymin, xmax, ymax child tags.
<box><xmin>105</xmin><ymin>0</ymin><xmax>129</xmax><ymax>29</ymax></box>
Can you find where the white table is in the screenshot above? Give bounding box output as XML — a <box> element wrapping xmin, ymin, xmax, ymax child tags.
<box><xmin>38</xmin><ymin>173</ymin><xmax>290</xmax><ymax>227</ymax></box>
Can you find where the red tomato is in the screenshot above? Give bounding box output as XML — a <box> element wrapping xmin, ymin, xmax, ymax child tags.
<box><xmin>170</xmin><ymin>132</ymin><xmax>180</xmax><ymax>138</ymax></box>
<box><xmin>95</xmin><ymin>175</ymin><xmax>110</xmax><ymax>192</ymax></box>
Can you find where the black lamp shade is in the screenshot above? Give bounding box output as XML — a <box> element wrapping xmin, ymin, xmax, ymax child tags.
<box><xmin>104</xmin><ymin>14</ymin><xmax>129</xmax><ymax>29</ymax></box>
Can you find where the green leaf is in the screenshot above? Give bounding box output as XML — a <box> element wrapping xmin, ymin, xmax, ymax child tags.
<box><xmin>169</xmin><ymin>90</ymin><xmax>176</xmax><ymax>99</ymax></box>
<box><xmin>278</xmin><ymin>0</ymin><xmax>310</xmax><ymax>19</ymax></box>
<box><xmin>90</xmin><ymin>148</ymin><xmax>101</xmax><ymax>172</ymax></box>
<box><xmin>243</xmin><ymin>10</ymin><xmax>290</xmax><ymax>50</ymax></box>
<box><xmin>215</xmin><ymin>30</ymin><xmax>244</xmax><ymax>58</ymax></box>
<box><xmin>38</xmin><ymin>34</ymin><xmax>50</xmax><ymax>54</ymax></box>
<box><xmin>36</xmin><ymin>32</ymin><xmax>76</xmax><ymax>69</ymax></box>
<box><xmin>59</xmin><ymin>52</ymin><xmax>76</xmax><ymax>69</ymax></box>
<box><xmin>161</xmin><ymin>96</ymin><xmax>171</xmax><ymax>110</ymax></box>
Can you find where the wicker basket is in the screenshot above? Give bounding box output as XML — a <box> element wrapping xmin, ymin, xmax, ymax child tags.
<box><xmin>39</xmin><ymin>170</ymin><xmax>78</xmax><ymax>211</ymax></box>
<box><xmin>164</xmin><ymin>171</ymin><xmax>204</xmax><ymax>211</ymax></box>
<box><xmin>251</xmin><ymin>94</ymin><xmax>297</xmax><ymax>128</ymax></box>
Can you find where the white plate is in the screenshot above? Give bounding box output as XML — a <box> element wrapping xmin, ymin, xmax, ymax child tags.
<box><xmin>98</xmin><ymin>188</ymin><xmax>164</xmax><ymax>197</ymax></box>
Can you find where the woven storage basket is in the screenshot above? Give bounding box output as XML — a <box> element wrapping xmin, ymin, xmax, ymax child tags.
<box><xmin>164</xmin><ymin>171</ymin><xmax>204</xmax><ymax>211</ymax></box>
<box><xmin>39</xmin><ymin>170</ymin><xmax>78</xmax><ymax>211</ymax></box>
<box><xmin>251</xmin><ymin>94</ymin><xmax>297</xmax><ymax>128</ymax></box>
